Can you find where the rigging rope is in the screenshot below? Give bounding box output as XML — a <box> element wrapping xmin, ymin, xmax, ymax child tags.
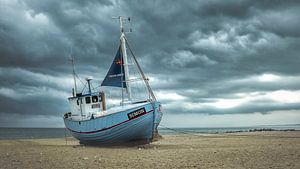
<box><xmin>80</xmin><ymin>81</ymin><xmax>88</xmax><ymax>93</ymax></box>
<box><xmin>159</xmin><ymin>124</ymin><xmax>202</xmax><ymax>137</ymax></box>
<box><xmin>124</xmin><ymin>36</ymin><xmax>156</xmax><ymax>101</ymax></box>
<box><xmin>128</xmin><ymin>54</ymin><xmax>144</xmax><ymax>100</ymax></box>
<box><xmin>64</xmin><ymin>127</ymin><xmax>68</xmax><ymax>145</ymax></box>
<box><xmin>75</xmin><ymin>74</ymin><xmax>86</xmax><ymax>86</ymax></box>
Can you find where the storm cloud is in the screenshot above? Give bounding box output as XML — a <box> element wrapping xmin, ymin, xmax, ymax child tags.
<box><xmin>0</xmin><ymin>0</ymin><xmax>300</xmax><ymax>127</ymax></box>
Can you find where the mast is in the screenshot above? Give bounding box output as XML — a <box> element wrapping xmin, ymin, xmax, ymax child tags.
<box><xmin>119</xmin><ymin>16</ymin><xmax>132</xmax><ymax>101</ymax></box>
<box><xmin>70</xmin><ymin>53</ymin><xmax>77</xmax><ymax>96</ymax></box>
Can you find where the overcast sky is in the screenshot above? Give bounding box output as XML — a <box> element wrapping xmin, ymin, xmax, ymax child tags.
<box><xmin>0</xmin><ymin>0</ymin><xmax>300</xmax><ymax>128</ymax></box>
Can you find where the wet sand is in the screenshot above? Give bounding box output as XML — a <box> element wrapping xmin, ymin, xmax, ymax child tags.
<box><xmin>0</xmin><ymin>131</ymin><xmax>299</xmax><ymax>169</ymax></box>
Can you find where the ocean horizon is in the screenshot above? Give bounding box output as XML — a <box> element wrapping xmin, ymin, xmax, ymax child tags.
<box><xmin>0</xmin><ymin>124</ymin><xmax>299</xmax><ymax>140</ymax></box>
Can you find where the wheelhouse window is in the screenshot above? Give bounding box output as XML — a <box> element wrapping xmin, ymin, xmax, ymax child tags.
<box><xmin>85</xmin><ymin>97</ymin><xmax>91</xmax><ymax>104</ymax></box>
<box><xmin>92</xmin><ymin>96</ymin><xmax>98</xmax><ymax>103</ymax></box>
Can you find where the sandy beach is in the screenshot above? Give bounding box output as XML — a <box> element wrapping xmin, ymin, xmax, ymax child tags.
<box><xmin>0</xmin><ymin>131</ymin><xmax>299</xmax><ymax>169</ymax></box>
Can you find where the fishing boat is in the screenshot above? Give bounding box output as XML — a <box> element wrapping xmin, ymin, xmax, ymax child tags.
<box><xmin>63</xmin><ymin>16</ymin><xmax>163</xmax><ymax>145</ymax></box>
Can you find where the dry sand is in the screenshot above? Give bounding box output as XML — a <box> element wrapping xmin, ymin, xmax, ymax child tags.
<box><xmin>0</xmin><ymin>131</ymin><xmax>299</xmax><ymax>169</ymax></box>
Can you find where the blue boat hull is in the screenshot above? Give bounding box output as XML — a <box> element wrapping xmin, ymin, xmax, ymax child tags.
<box><xmin>64</xmin><ymin>101</ymin><xmax>162</xmax><ymax>145</ymax></box>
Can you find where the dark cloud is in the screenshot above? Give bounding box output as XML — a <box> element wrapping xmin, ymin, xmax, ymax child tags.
<box><xmin>0</xmin><ymin>0</ymin><xmax>300</xmax><ymax>127</ymax></box>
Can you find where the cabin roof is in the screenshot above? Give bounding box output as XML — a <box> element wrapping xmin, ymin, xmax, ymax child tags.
<box><xmin>68</xmin><ymin>92</ymin><xmax>99</xmax><ymax>100</ymax></box>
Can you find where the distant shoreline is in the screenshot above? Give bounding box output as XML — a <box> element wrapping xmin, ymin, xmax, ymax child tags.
<box><xmin>225</xmin><ymin>128</ymin><xmax>297</xmax><ymax>133</ymax></box>
<box><xmin>158</xmin><ymin>126</ymin><xmax>300</xmax><ymax>135</ymax></box>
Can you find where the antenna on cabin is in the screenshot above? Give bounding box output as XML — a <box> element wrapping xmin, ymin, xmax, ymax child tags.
<box><xmin>128</xmin><ymin>17</ymin><xmax>133</xmax><ymax>32</ymax></box>
<box><xmin>86</xmin><ymin>77</ymin><xmax>93</xmax><ymax>95</ymax></box>
<box><xmin>69</xmin><ymin>48</ymin><xmax>77</xmax><ymax>97</ymax></box>
<box><xmin>112</xmin><ymin>16</ymin><xmax>133</xmax><ymax>33</ymax></box>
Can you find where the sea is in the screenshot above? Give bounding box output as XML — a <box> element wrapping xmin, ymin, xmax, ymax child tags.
<box><xmin>0</xmin><ymin>125</ymin><xmax>299</xmax><ymax>140</ymax></box>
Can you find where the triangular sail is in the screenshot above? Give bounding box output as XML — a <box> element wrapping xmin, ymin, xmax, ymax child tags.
<box><xmin>101</xmin><ymin>46</ymin><xmax>126</xmax><ymax>88</ymax></box>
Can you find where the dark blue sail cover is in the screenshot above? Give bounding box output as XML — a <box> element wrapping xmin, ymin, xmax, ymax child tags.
<box><xmin>101</xmin><ymin>46</ymin><xmax>126</xmax><ymax>88</ymax></box>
